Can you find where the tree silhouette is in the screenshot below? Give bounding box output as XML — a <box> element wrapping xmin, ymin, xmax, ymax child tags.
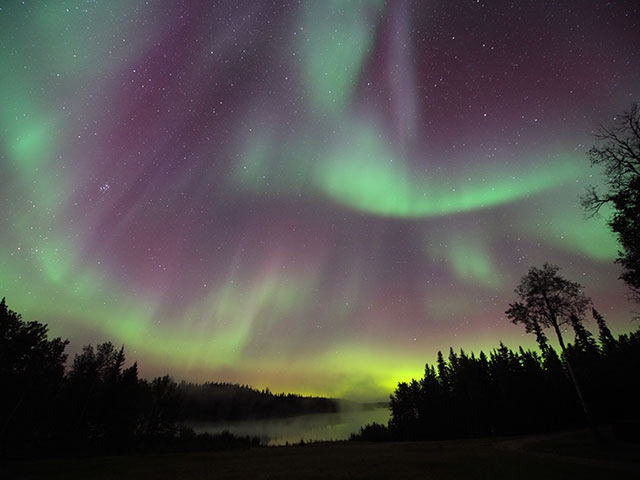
<box><xmin>505</xmin><ymin>263</ymin><xmax>596</xmax><ymax>432</ymax></box>
<box><xmin>0</xmin><ymin>298</ymin><xmax>68</xmax><ymax>455</ymax></box>
<box><xmin>592</xmin><ymin>308</ymin><xmax>615</xmax><ymax>353</ymax></box>
<box><xmin>582</xmin><ymin>103</ymin><xmax>640</xmax><ymax>303</ymax></box>
<box><xmin>66</xmin><ymin>342</ymin><xmax>140</xmax><ymax>452</ymax></box>
<box><xmin>384</xmin><ymin>341</ymin><xmax>586</xmax><ymax>441</ymax></box>
<box><xmin>138</xmin><ymin>375</ymin><xmax>181</xmax><ymax>440</ymax></box>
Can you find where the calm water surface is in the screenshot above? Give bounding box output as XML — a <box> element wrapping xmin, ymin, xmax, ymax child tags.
<box><xmin>185</xmin><ymin>407</ymin><xmax>390</xmax><ymax>446</ymax></box>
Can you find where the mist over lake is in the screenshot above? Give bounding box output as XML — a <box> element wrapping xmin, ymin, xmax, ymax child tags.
<box><xmin>184</xmin><ymin>406</ymin><xmax>390</xmax><ymax>446</ymax></box>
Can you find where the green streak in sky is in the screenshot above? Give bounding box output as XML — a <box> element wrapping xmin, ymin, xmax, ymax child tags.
<box><xmin>231</xmin><ymin>126</ymin><xmax>315</xmax><ymax>195</ymax></box>
<box><xmin>449</xmin><ymin>241</ymin><xmax>500</xmax><ymax>289</ymax></box>
<box><xmin>0</xmin><ymin>0</ymin><xmax>169</xmax><ymax>346</ymax></box>
<box><xmin>0</xmin><ymin>55</ymin><xmax>57</xmax><ymax>171</ymax></box>
<box><xmin>7</xmin><ymin>118</ymin><xmax>55</xmax><ymax>170</ymax></box>
<box><xmin>519</xmin><ymin>194</ymin><xmax>618</xmax><ymax>261</ymax></box>
<box><xmin>2</xmin><ymin>1</ymin><xmax>142</xmax><ymax>170</ymax></box>
<box><xmin>428</xmin><ymin>236</ymin><xmax>502</xmax><ymax>290</ymax></box>
<box><xmin>299</xmin><ymin>0</ymin><xmax>384</xmax><ymax>114</ymax></box>
<box><xmin>314</xmin><ymin>123</ymin><xmax>583</xmax><ymax>218</ymax></box>
<box><xmin>317</xmin><ymin>343</ymin><xmax>423</xmax><ymax>398</ymax></box>
<box><xmin>234</xmin><ymin>119</ymin><xmax>585</xmax><ymax>219</ymax></box>
<box><xmin>31</xmin><ymin>1</ymin><xmax>159</xmax><ymax>77</ymax></box>
<box><xmin>109</xmin><ymin>267</ymin><xmax>324</xmax><ymax>371</ymax></box>
<box><xmin>239</xmin><ymin>0</ymin><xmax>584</xmax><ymax>221</ymax></box>
<box><xmin>547</xmin><ymin>216</ymin><xmax>618</xmax><ymax>261</ymax></box>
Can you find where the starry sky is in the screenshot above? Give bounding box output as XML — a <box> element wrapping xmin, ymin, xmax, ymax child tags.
<box><xmin>1</xmin><ymin>1</ymin><xmax>639</xmax><ymax>401</ymax></box>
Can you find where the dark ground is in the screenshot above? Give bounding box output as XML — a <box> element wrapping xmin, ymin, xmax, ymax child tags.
<box><xmin>9</xmin><ymin>429</ymin><xmax>640</xmax><ymax>480</ymax></box>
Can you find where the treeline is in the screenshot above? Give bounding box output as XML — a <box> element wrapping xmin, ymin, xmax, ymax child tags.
<box><xmin>0</xmin><ymin>298</ymin><xmax>334</xmax><ymax>458</ymax></box>
<box><xmin>355</xmin><ymin>314</ymin><xmax>640</xmax><ymax>442</ymax></box>
<box><xmin>179</xmin><ymin>383</ymin><xmax>337</xmax><ymax>421</ymax></box>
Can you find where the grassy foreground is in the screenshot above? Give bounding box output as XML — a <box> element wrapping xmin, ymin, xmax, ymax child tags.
<box><xmin>10</xmin><ymin>430</ymin><xmax>640</xmax><ymax>480</ymax></box>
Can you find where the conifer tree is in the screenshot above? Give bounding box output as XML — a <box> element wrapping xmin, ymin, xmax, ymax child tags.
<box><xmin>592</xmin><ymin>308</ymin><xmax>616</xmax><ymax>352</ymax></box>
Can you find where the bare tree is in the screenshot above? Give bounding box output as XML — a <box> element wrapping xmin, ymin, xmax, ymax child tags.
<box><xmin>583</xmin><ymin>103</ymin><xmax>640</xmax><ymax>303</ymax></box>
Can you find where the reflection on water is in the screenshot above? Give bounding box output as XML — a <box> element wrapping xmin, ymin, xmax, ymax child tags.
<box><xmin>185</xmin><ymin>407</ymin><xmax>390</xmax><ymax>446</ymax></box>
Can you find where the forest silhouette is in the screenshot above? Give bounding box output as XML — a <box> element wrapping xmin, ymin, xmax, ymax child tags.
<box><xmin>0</xmin><ymin>297</ymin><xmax>339</xmax><ymax>458</ymax></box>
<box><xmin>354</xmin><ymin>317</ymin><xmax>640</xmax><ymax>442</ymax></box>
<box><xmin>355</xmin><ymin>260</ymin><xmax>640</xmax><ymax>443</ymax></box>
<box><xmin>2</xmin><ymin>293</ymin><xmax>640</xmax><ymax>459</ymax></box>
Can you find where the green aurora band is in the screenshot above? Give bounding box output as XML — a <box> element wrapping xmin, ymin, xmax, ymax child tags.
<box><xmin>0</xmin><ymin>0</ymin><xmax>634</xmax><ymax>400</ymax></box>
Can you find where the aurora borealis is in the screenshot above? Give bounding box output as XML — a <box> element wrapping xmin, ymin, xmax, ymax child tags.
<box><xmin>1</xmin><ymin>1</ymin><xmax>639</xmax><ymax>400</ymax></box>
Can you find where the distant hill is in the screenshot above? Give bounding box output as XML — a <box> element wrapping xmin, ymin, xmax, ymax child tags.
<box><xmin>178</xmin><ymin>382</ymin><xmax>339</xmax><ymax>421</ymax></box>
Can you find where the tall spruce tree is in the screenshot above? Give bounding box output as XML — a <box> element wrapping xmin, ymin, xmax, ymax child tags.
<box><xmin>592</xmin><ymin>308</ymin><xmax>616</xmax><ymax>352</ymax></box>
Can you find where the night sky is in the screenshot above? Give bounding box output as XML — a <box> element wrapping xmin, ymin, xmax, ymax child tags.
<box><xmin>1</xmin><ymin>1</ymin><xmax>639</xmax><ymax>400</ymax></box>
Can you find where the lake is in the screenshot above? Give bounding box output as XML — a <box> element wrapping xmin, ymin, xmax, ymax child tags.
<box><xmin>185</xmin><ymin>407</ymin><xmax>390</xmax><ymax>446</ymax></box>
